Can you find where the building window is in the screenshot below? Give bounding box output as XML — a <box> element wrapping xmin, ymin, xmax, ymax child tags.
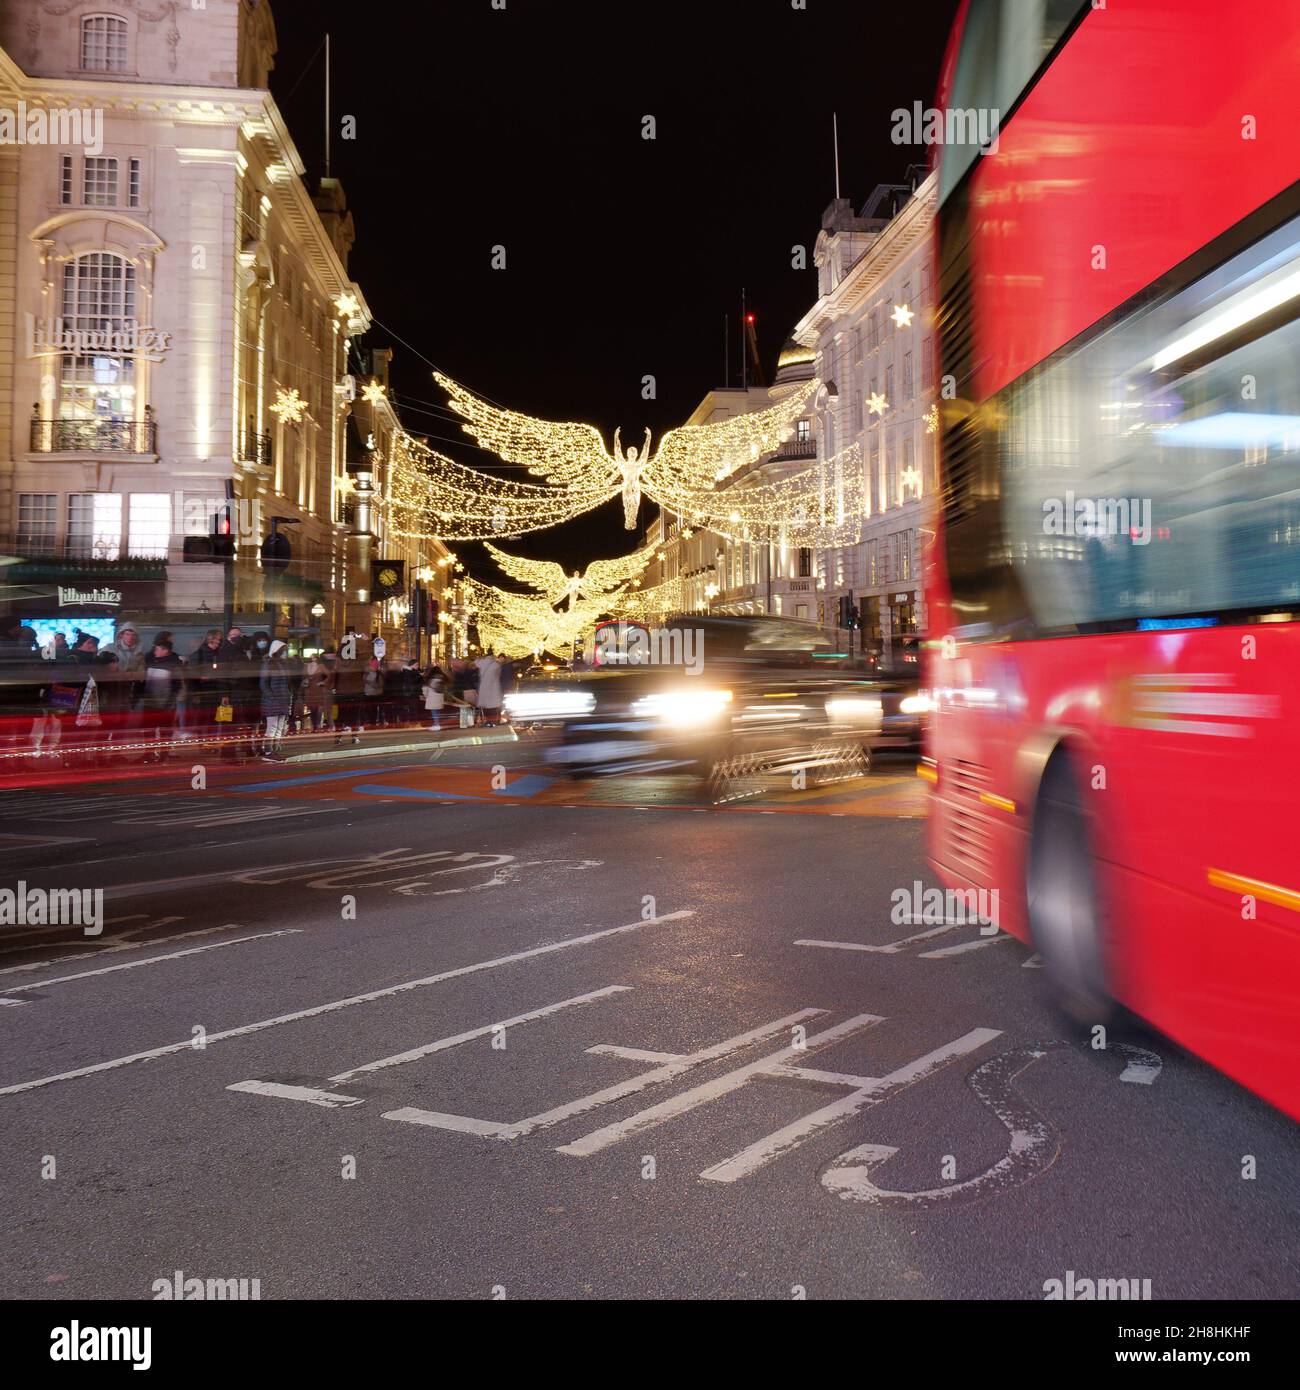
<box><xmin>902</xmin><ymin>351</ymin><xmax>913</xmax><ymax>403</ymax></box>
<box><xmin>67</xmin><ymin>493</ymin><xmax>123</xmax><ymax>561</ymax></box>
<box><xmin>82</xmin><ymin>157</ymin><xmax>118</xmax><ymax>206</ymax></box>
<box><xmin>922</xmin><ymin>337</ymin><xmax>933</xmax><ymax>391</ymax></box>
<box><xmin>796</xmin><ymin>418</ymin><xmax>810</xmax><ymax>443</ymax></box>
<box><xmin>59</xmin><ymin>155</ymin><xmax>73</xmax><ymax>205</ymax></box>
<box><xmin>128</xmin><ymin>494</ymin><xmax>170</xmax><ymax>559</ymax></box>
<box><xmin>60</xmin><ymin>252</ymin><xmax>136</xmax><ymax>421</ymax></box>
<box><xmin>128</xmin><ymin>157</ymin><xmax>141</xmax><ymax>208</ymax></box>
<box><xmin>18</xmin><ymin>494</ymin><xmax>58</xmax><ymax>551</ymax></box>
<box><xmin>797</xmin><ymin>546</ymin><xmax>812</xmax><ymax>578</ymax></box>
<box><xmin>81</xmin><ymin>15</ymin><xmax>129</xmax><ymax>73</ymax></box>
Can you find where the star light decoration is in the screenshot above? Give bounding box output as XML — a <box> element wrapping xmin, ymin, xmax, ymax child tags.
<box><xmin>335</xmin><ymin>292</ymin><xmax>361</xmax><ymax>319</ymax></box>
<box><xmin>867</xmin><ymin>392</ymin><xmax>888</xmax><ymax>417</ymax></box>
<box><xmin>269</xmin><ymin>386</ymin><xmax>306</xmax><ymax>425</ymax></box>
<box><xmin>891</xmin><ymin>304</ymin><xmax>914</xmax><ymax>329</ymax></box>
<box><xmin>361</xmin><ymin>379</ymin><xmax>387</xmax><ymax>407</ymax></box>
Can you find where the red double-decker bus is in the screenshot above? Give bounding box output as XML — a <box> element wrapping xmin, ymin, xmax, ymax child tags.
<box><xmin>926</xmin><ymin>0</ymin><xmax>1300</xmax><ymax>1118</ymax></box>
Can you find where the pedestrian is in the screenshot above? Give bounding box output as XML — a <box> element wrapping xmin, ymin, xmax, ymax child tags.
<box><xmin>422</xmin><ymin>665</ymin><xmax>446</xmax><ymax>729</ymax></box>
<box><xmin>304</xmin><ymin>647</ymin><xmax>336</xmax><ymax>733</ymax></box>
<box><xmin>476</xmin><ymin>650</ymin><xmax>503</xmax><ymax>726</ymax></box>
<box><xmin>189</xmin><ymin>628</ymin><xmax>227</xmax><ymax>744</ymax></box>
<box><xmin>333</xmin><ymin>642</ymin><xmax>365</xmax><ymax>744</ymax></box>
<box><xmin>397</xmin><ymin>658</ymin><xmax>423</xmax><ymax>725</ymax></box>
<box><xmin>363</xmin><ymin>656</ymin><xmax>386</xmax><ymax>727</ymax></box>
<box><xmin>259</xmin><ymin>639</ymin><xmax>292</xmax><ymax>761</ymax></box>
<box><xmin>141</xmin><ymin>637</ymin><xmax>184</xmax><ymax>760</ymax></box>
<box><xmin>40</xmin><ymin>631</ymin><xmax>71</xmax><ymax>662</ymax></box>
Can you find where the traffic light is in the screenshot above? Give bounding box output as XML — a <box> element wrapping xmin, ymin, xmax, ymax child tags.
<box><xmin>260</xmin><ymin>529</ymin><xmax>292</xmax><ymax>575</ymax></box>
<box><xmin>183</xmin><ymin>508</ymin><xmax>236</xmax><ymax>563</ymax></box>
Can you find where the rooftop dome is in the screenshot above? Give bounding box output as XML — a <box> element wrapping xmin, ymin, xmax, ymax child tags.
<box><xmin>774</xmin><ymin>336</ymin><xmax>815</xmax><ymax>384</ymax></box>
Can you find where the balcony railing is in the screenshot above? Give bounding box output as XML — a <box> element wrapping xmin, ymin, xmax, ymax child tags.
<box><xmin>30</xmin><ymin>416</ymin><xmax>157</xmax><ymax>454</ymax></box>
<box><xmin>772</xmin><ymin>437</ymin><xmax>817</xmax><ymax>460</ymax></box>
<box><xmin>239</xmin><ymin>427</ymin><xmax>274</xmax><ymax>469</ymax></box>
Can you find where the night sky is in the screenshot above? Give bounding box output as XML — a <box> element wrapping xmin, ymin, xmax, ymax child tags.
<box><xmin>270</xmin><ymin>0</ymin><xmax>961</xmax><ymax>576</ymax></box>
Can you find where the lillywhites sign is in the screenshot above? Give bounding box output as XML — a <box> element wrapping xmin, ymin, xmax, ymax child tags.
<box><xmin>26</xmin><ymin>314</ymin><xmax>171</xmax><ymax>363</ymax></box>
<box><xmin>58</xmin><ymin>585</ymin><xmax>122</xmax><ymax>607</ymax></box>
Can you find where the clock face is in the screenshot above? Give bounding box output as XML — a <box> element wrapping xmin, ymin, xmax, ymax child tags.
<box><xmin>379</xmin><ymin>568</ymin><xmax>398</xmax><ymax>587</ymax></box>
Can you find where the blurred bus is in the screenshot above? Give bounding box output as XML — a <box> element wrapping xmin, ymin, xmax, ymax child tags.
<box><xmin>926</xmin><ymin>0</ymin><xmax>1300</xmax><ymax>1117</ymax></box>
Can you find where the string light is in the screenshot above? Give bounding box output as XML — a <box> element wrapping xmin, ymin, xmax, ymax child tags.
<box><xmin>484</xmin><ymin>542</ymin><xmax>654</xmax><ymax>606</ymax></box>
<box><xmin>435</xmin><ymin>370</ymin><xmax>820</xmax><ymax>529</ymax></box>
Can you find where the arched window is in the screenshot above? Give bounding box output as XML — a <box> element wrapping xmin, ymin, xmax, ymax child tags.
<box><xmin>59</xmin><ymin>252</ymin><xmax>137</xmax><ymax>422</ymax></box>
<box><xmin>81</xmin><ymin>15</ymin><xmax>129</xmax><ymax>73</ymax></box>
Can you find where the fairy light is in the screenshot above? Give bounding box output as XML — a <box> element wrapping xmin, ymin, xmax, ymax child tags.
<box><xmin>435</xmin><ymin>370</ymin><xmax>820</xmax><ymax>529</ymax></box>
<box><xmin>924</xmin><ymin>403</ymin><xmax>939</xmax><ymax>433</ymax></box>
<box><xmin>269</xmin><ymin>386</ymin><xmax>307</xmax><ymax>424</ymax></box>
<box><xmin>484</xmin><ymin>541</ymin><xmax>654</xmax><ymax>606</ymax></box>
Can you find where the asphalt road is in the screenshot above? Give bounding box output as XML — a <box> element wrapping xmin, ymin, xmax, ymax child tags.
<box><xmin>0</xmin><ymin>745</ymin><xmax>1296</xmax><ymax>1301</ymax></box>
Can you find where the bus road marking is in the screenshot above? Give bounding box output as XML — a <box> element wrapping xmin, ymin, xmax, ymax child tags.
<box><xmin>0</xmin><ymin>911</ymin><xmax>693</xmax><ymax>1097</ymax></box>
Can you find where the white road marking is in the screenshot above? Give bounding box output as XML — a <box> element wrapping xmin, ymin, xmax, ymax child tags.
<box><xmin>917</xmin><ymin>935</ymin><xmax>1012</xmax><ymax>959</ymax></box>
<box><xmin>557</xmin><ymin>1012</ymin><xmax>888</xmax><ymax>1161</ymax></box>
<box><xmin>822</xmin><ymin>1044</ymin><xmax>1061</xmax><ymax>1208</ymax></box>
<box><xmin>697</xmin><ymin>1026</ymin><xmax>1003</xmax><ymax>1183</ymax></box>
<box><xmin>796</xmin><ymin>924</ymin><xmax>955</xmax><ymax>955</ymax></box>
<box><xmin>0</xmin><ymin>911</ymin><xmax>692</xmax><ymax>1097</ymax></box>
<box><xmin>0</xmin><ymin>929</ymin><xmax>298</xmax><ymax>996</ymax></box>
<box><xmin>227</xmin><ymin>1080</ymin><xmax>364</xmax><ymax>1109</ymax></box>
<box><xmin>0</xmin><ymin>921</ymin><xmax>225</xmax><ymax>977</ymax></box>
<box><xmin>586</xmin><ymin>1044</ymin><xmax>684</xmax><ymax>1063</ymax></box>
<box><xmin>329</xmin><ymin>986</ymin><xmax>629</xmax><ymax>1082</ymax></box>
<box><xmin>1114</xmin><ymin>1043</ymin><xmax>1163</xmax><ymax>1085</ymax></box>
<box><xmin>385</xmin><ymin>1008</ymin><xmax>824</xmax><ymax>1140</ymax></box>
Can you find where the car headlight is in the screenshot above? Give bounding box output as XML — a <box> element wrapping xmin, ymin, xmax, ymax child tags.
<box><xmin>826</xmin><ymin>696</ymin><xmax>883</xmax><ymax>719</ymax></box>
<box><xmin>630</xmin><ymin>689</ymin><xmax>732</xmax><ymax>727</ymax></box>
<box><xmin>503</xmin><ymin>691</ymin><xmax>595</xmax><ymax>719</ymax></box>
<box><xmin>900</xmin><ymin>692</ymin><xmax>934</xmax><ymax>715</ymax></box>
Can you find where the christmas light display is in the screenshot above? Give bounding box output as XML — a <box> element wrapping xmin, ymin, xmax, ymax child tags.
<box><xmin>484</xmin><ymin>541</ymin><xmax>654</xmax><ymax>606</ymax></box>
<box><xmin>435</xmin><ymin>371</ymin><xmax>820</xmax><ymax>528</ymax></box>
<box><xmin>269</xmin><ymin>386</ymin><xmax>307</xmax><ymax>424</ymax></box>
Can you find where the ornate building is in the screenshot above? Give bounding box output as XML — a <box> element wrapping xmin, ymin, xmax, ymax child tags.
<box><xmin>0</xmin><ymin>0</ymin><xmax>370</xmax><ymax>653</ymax></box>
<box><xmin>793</xmin><ymin>169</ymin><xmax>938</xmax><ymax>663</ymax></box>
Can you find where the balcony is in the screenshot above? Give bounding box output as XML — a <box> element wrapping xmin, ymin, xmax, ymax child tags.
<box><xmin>30</xmin><ymin>416</ymin><xmax>157</xmax><ymax>455</ymax></box>
<box><xmin>238</xmin><ymin>427</ymin><xmax>274</xmax><ymax>470</ymax></box>
<box><xmin>772</xmin><ymin>437</ymin><xmax>817</xmax><ymax>460</ymax></box>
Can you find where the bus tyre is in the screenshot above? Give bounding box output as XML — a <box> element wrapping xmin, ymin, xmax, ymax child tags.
<box><xmin>1027</xmin><ymin>754</ymin><xmax>1114</xmax><ymax>1027</ymax></box>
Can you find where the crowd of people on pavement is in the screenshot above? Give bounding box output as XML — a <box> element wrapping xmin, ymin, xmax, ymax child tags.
<box><xmin>0</xmin><ymin>612</ymin><xmax>519</xmax><ymax>765</ymax></box>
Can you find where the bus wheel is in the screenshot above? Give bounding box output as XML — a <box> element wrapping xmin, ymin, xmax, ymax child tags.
<box><xmin>1027</xmin><ymin>754</ymin><xmax>1114</xmax><ymax>1027</ymax></box>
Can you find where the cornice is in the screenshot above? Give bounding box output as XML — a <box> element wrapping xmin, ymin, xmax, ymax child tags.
<box><xmin>794</xmin><ymin>175</ymin><xmax>938</xmax><ymax>348</ymax></box>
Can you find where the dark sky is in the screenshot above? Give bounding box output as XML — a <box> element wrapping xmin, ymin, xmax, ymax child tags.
<box><xmin>270</xmin><ymin>0</ymin><xmax>961</xmax><ymax>575</ymax></box>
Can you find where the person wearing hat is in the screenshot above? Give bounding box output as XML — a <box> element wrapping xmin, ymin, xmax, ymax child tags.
<box><xmin>259</xmin><ymin>638</ymin><xmax>292</xmax><ymax>761</ymax></box>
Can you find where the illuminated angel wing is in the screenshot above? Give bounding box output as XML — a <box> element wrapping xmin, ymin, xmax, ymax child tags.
<box><xmin>578</xmin><ymin>546</ymin><xmax>655</xmax><ymax>599</ymax></box>
<box><xmin>435</xmin><ymin>371</ymin><xmax>618</xmax><ymax>491</ymax></box>
<box><xmin>483</xmin><ymin>542</ymin><xmax>572</xmax><ymax>605</ymax></box>
<box><xmin>646</xmin><ymin>377</ymin><xmax>820</xmax><ymax>494</ymax></box>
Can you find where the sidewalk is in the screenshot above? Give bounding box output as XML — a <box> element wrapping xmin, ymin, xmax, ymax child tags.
<box><xmin>283</xmin><ymin>723</ymin><xmax>519</xmax><ymax>762</ymax></box>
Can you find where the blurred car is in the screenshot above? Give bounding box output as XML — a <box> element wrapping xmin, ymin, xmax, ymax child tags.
<box><xmin>507</xmin><ymin>614</ymin><xmax>878</xmax><ymax>798</ymax></box>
